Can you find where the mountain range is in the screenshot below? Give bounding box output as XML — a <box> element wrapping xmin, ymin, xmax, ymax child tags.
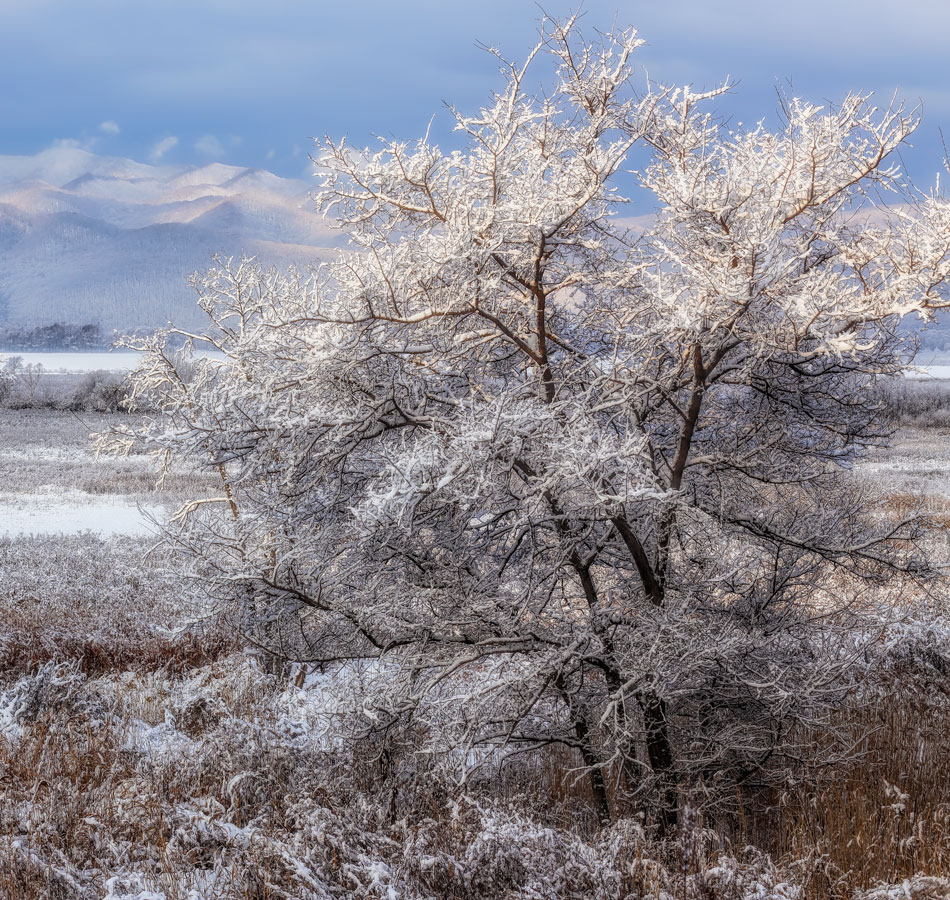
<box><xmin>1</xmin><ymin>146</ymin><xmax>948</xmax><ymax>358</ymax></box>
<box><xmin>0</xmin><ymin>147</ymin><xmax>336</xmax><ymax>334</ymax></box>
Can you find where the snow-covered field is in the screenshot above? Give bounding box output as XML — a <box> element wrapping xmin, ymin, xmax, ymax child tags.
<box><xmin>0</xmin><ymin>408</ymin><xmax>948</xmax><ymax>897</ymax></box>
<box><xmin>856</xmin><ymin>427</ymin><xmax>950</xmax><ymax>501</ymax></box>
<box><xmin>0</xmin><ymin>409</ymin><xmax>212</xmax><ymax>536</ymax></box>
<box><xmin>0</xmin><ymin>491</ymin><xmax>162</xmax><ymax>536</ymax></box>
<box><xmin>1</xmin><ymin>405</ymin><xmax>948</xmax><ymax>536</ymax></box>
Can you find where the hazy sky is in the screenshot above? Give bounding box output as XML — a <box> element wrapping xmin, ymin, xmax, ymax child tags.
<box><xmin>2</xmin><ymin>0</ymin><xmax>949</xmax><ymax>189</ymax></box>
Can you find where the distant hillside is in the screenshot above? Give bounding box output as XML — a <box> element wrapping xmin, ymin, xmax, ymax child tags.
<box><xmin>0</xmin><ymin>147</ymin><xmax>337</xmax><ymax>333</ymax></box>
<box><xmin>915</xmin><ymin>317</ymin><xmax>950</xmax><ymax>363</ymax></box>
<box><xmin>1</xmin><ymin>147</ymin><xmax>947</xmax><ymax>357</ymax></box>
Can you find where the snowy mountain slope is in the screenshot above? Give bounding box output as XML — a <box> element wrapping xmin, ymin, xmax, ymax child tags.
<box><xmin>0</xmin><ymin>147</ymin><xmax>336</xmax><ymax>333</ymax></box>
<box><xmin>6</xmin><ymin>147</ymin><xmax>948</xmax><ymax>355</ymax></box>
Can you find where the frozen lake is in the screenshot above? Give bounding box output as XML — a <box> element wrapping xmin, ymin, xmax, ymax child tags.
<box><xmin>0</xmin><ymin>493</ymin><xmax>164</xmax><ymax>537</ymax></box>
<box><xmin>910</xmin><ymin>365</ymin><xmax>950</xmax><ymax>380</ymax></box>
<box><xmin>2</xmin><ymin>351</ymin><xmax>949</xmax><ymax>378</ymax></box>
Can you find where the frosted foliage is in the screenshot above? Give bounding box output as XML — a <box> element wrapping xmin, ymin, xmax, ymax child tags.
<box><xmin>108</xmin><ymin>16</ymin><xmax>950</xmax><ymax>828</ymax></box>
<box><xmin>3</xmin><ymin>636</ymin><xmax>948</xmax><ymax>898</ymax></box>
<box><xmin>856</xmin><ymin>879</ymin><xmax>950</xmax><ymax>900</ymax></box>
<box><xmin>0</xmin><ymin>650</ymin><xmax>810</xmax><ymax>899</ymax></box>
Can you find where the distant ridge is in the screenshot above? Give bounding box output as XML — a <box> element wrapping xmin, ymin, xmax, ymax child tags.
<box><xmin>2</xmin><ymin>147</ymin><xmax>948</xmax><ymax>357</ymax></box>
<box><xmin>0</xmin><ymin>147</ymin><xmax>336</xmax><ymax>332</ymax></box>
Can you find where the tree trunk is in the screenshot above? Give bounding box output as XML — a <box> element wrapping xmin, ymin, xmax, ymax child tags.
<box><xmin>572</xmin><ymin>716</ymin><xmax>613</xmax><ymax>826</ymax></box>
<box><xmin>639</xmin><ymin>691</ymin><xmax>678</xmax><ymax>834</ymax></box>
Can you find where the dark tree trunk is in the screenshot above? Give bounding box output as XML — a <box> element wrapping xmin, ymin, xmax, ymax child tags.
<box><xmin>572</xmin><ymin>716</ymin><xmax>613</xmax><ymax>826</ymax></box>
<box><xmin>639</xmin><ymin>691</ymin><xmax>678</xmax><ymax>834</ymax></box>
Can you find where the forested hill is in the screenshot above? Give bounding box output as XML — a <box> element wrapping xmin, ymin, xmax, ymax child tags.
<box><xmin>917</xmin><ymin>317</ymin><xmax>950</xmax><ymax>361</ymax></box>
<box><xmin>0</xmin><ymin>147</ymin><xmax>338</xmax><ymax>333</ymax></box>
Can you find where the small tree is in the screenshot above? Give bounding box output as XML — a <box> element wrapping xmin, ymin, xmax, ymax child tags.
<box><xmin>17</xmin><ymin>361</ymin><xmax>46</xmax><ymax>407</ymax></box>
<box><xmin>0</xmin><ymin>356</ymin><xmax>19</xmax><ymax>404</ymax></box>
<box><xmin>111</xmin><ymin>16</ymin><xmax>950</xmax><ymax>830</ymax></box>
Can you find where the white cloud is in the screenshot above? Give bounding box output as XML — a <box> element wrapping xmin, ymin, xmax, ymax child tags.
<box><xmin>614</xmin><ymin>213</ymin><xmax>658</xmax><ymax>235</ymax></box>
<box><xmin>49</xmin><ymin>136</ymin><xmax>99</xmax><ymax>152</ymax></box>
<box><xmin>194</xmin><ymin>134</ymin><xmax>225</xmax><ymax>157</ymax></box>
<box><xmin>99</xmin><ymin>120</ymin><xmax>120</xmax><ymax>135</ymax></box>
<box><xmin>149</xmin><ymin>135</ymin><xmax>178</xmax><ymax>162</ymax></box>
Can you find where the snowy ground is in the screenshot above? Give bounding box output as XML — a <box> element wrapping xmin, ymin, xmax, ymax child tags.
<box><xmin>2</xmin><ymin>407</ymin><xmax>948</xmax><ymax>537</ymax></box>
<box><xmin>0</xmin><ymin>491</ymin><xmax>162</xmax><ymax>537</ymax></box>
<box><xmin>856</xmin><ymin>427</ymin><xmax>950</xmax><ymax>504</ymax></box>
<box><xmin>0</xmin><ymin>409</ymin><xmax>212</xmax><ymax>536</ymax></box>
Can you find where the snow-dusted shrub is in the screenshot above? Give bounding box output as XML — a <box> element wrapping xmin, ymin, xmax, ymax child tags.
<box><xmin>877</xmin><ymin>610</ymin><xmax>950</xmax><ymax>703</ymax></box>
<box><xmin>0</xmin><ymin>534</ymin><xmax>235</xmax><ymax>675</ymax></box>
<box><xmin>701</xmin><ymin>851</ymin><xmax>801</xmax><ymax>900</ymax></box>
<box><xmin>0</xmin><ymin>661</ymin><xmax>87</xmax><ymax>741</ymax></box>
<box><xmin>399</xmin><ymin>799</ymin><xmax>634</xmax><ymax>899</ymax></box>
<box><xmin>878</xmin><ymin>377</ymin><xmax>950</xmax><ymax>429</ymax></box>
<box><xmin>857</xmin><ymin>877</ymin><xmax>950</xmax><ymax>900</ymax></box>
<box><xmin>69</xmin><ymin>369</ymin><xmax>131</xmax><ymax>413</ymax></box>
<box><xmin>751</xmin><ymin>604</ymin><xmax>950</xmax><ymax>897</ymax></box>
<box><xmin>0</xmin><ymin>356</ymin><xmax>16</xmax><ymax>404</ymax></box>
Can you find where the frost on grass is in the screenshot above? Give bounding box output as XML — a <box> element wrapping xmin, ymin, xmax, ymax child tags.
<box><xmin>0</xmin><ymin>650</ymin><xmax>822</xmax><ymax>900</ymax></box>
<box><xmin>0</xmin><ymin>605</ymin><xmax>948</xmax><ymax>899</ymax></box>
<box><xmin>856</xmin><ymin>879</ymin><xmax>950</xmax><ymax>900</ymax></box>
<box><xmin>0</xmin><ymin>533</ymin><xmax>234</xmax><ymax>674</ymax></box>
<box><xmin>1</xmin><ymin>607</ymin><xmax>949</xmax><ymax>897</ymax></box>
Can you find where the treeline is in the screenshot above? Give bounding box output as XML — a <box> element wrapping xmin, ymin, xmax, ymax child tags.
<box><xmin>0</xmin><ymin>365</ymin><xmax>132</xmax><ymax>413</ymax></box>
<box><xmin>0</xmin><ymin>322</ymin><xmax>111</xmax><ymax>351</ymax></box>
<box><xmin>879</xmin><ymin>375</ymin><xmax>950</xmax><ymax>427</ymax></box>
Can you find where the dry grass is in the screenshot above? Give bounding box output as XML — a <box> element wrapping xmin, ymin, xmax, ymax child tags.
<box><xmin>0</xmin><ymin>534</ymin><xmax>238</xmax><ymax>678</ymax></box>
<box><xmin>736</xmin><ymin>695</ymin><xmax>950</xmax><ymax>899</ymax></box>
<box><xmin>1</xmin><ymin>605</ymin><xmax>948</xmax><ymax>899</ymax></box>
<box><xmin>0</xmin><ymin>415</ymin><xmax>948</xmax><ymax>898</ymax></box>
<box><xmin>0</xmin><ymin>663</ymin><xmax>797</xmax><ymax>900</ymax></box>
<box><xmin>880</xmin><ymin>490</ymin><xmax>950</xmax><ymax>529</ymax></box>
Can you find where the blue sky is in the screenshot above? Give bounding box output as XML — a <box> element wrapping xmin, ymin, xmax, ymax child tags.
<box><xmin>2</xmin><ymin>0</ymin><xmax>949</xmax><ymax>191</ymax></box>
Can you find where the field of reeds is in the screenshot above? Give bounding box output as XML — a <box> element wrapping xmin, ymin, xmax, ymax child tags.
<box><xmin>0</xmin><ymin>390</ymin><xmax>949</xmax><ymax>899</ymax></box>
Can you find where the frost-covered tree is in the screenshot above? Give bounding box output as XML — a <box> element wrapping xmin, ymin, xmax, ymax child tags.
<box><xmin>110</xmin><ymin>16</ymin><xmax>950</xmax><ymax>831</ymax></box>
<box><xmin>0</xmin><ymin>356</ymin><xmax>18</xmax><ymax>403</ymax></box>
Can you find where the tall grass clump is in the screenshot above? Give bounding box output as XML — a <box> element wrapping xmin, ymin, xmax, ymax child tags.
<box><xmin>878</xmin><ymin>377</ymin><xmax>950</xmax><ymax>428</ymax></box>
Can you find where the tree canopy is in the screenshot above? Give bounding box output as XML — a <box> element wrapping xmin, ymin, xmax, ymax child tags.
<box><xmin>110</xmin><ymin>15</ymin><xmax>950</xmax><ymax>830</ymax></box>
